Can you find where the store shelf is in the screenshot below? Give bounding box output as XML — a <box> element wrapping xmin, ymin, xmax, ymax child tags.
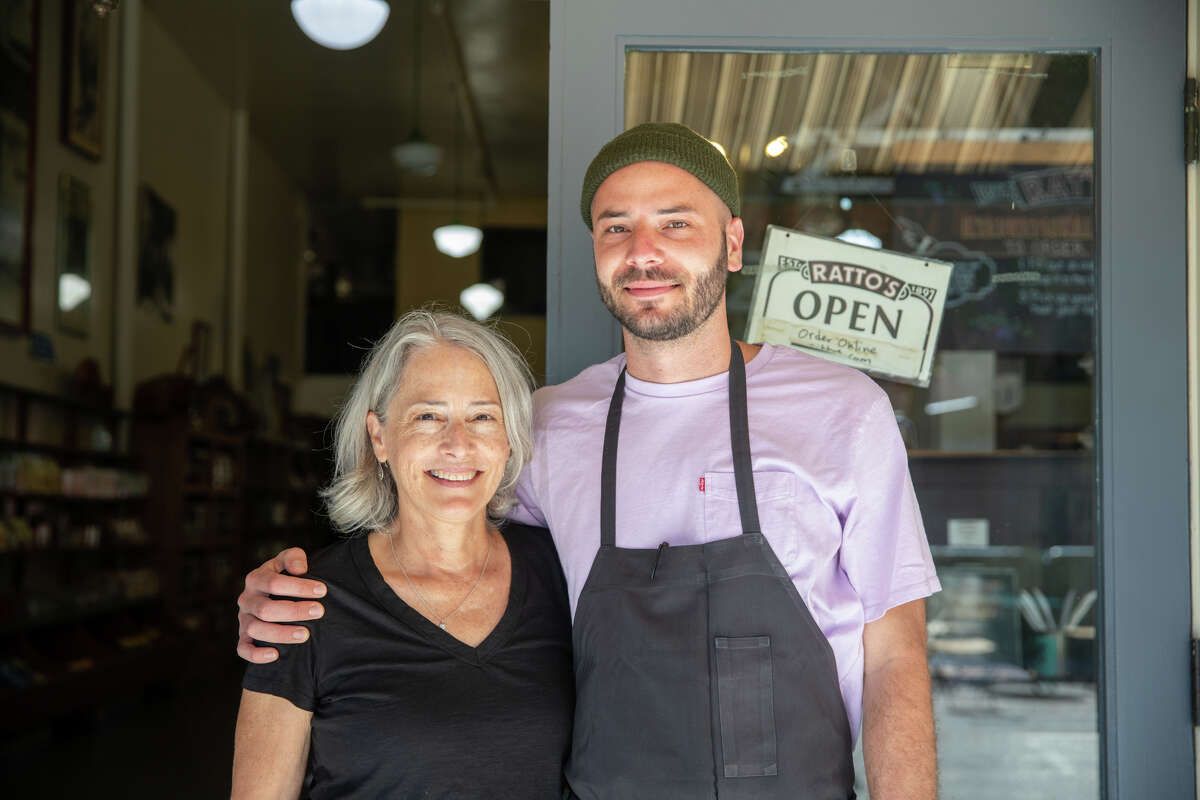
<box><xmin>0</xmin><ymin>382</ymin><xmax>126</xmax><ymax>416</ymax></box>
<box><xmin>181</xmin><ymin>538</ymin><xmax>238</xmax><ymax>552</ymax></box>
<box><xmin>0</xmin><ymin>596</ymin><xmax>161</xmax><ymax>636</ymax></box>
<box><xmin>187</xmin><ymin>430</ymin><xmax>245</xmax><ymax>448</ymax></box>
<box><xmin>0</xmin><ymin>438</ymin><xmax>135</xmax><ymax>465</ymax></box>
<box><xmin>0</xmin><ymin>488</ymin><xmax>147</xmax><ymax>503</ymax></box>
<box><xmin>183</xmin><ymin>485</ymin><xmax>241</xmax><ymax>498</ymax></box>
<box><xmin>0</xmin><ymin>544</ymin><xmax>153</xmax><ymax>558</ymax></box>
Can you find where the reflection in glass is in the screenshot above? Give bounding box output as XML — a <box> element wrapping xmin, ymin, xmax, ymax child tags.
<box><xmin>56</xmin><ymin>174</ymin><xmax>94</xmax><ymax>335</ymax></box>
<box><xmin>58</xmin><ymin>273</ymin><xmax>91</xmax><ymax>311</ymax></box>
<box><xmin>627</xmin><ymin>50</ymin><xmax>1097</xmax><ymax>798</ymax></box>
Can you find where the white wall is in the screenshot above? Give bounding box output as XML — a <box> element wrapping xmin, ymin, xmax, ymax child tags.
<box><xmin>134</xmin><ymin>7</ymin><xmax>232</xmax><ymax>387</ymax></box>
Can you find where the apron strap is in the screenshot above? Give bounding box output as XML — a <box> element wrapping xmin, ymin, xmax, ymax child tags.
<box><xmin>599</xmin><ymin>342</ymin><xmax>762</xmax><ymax>546</ymax></box>
<box><xmin>728</xmin><ymin>342</ymin><xmax>762</xmax><ymax>535</ymax></box>
<box><xmin>600</xmin><ymin>369</ymin><xmax>626</xmax><ymax>548</ymax></box>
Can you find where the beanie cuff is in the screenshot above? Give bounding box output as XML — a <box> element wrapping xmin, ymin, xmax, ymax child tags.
<box><xmin>580</xmin><ymin>123</ymin><xmax>740</xmax><ymax>228</ymax></box>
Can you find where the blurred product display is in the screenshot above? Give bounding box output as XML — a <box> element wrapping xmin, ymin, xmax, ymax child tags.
<box><xmin>0</xmin><ymin>453</ymin><xmax>148</xmax><ymax>498</ymax></box>
<box><xmin>0</xmin><ymin>379</ymin><xmax>332</xmax><ymax>734</ymax></box>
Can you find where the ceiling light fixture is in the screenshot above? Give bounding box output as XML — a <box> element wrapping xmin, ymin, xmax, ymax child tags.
<box><xmin>291</xmin><ymin>0</ymin><xmax>390</xmax><ymax>51</ymax></box>
<box><xmin>460</xmin><ymin>282</ymin><xmax>504</xmax><ymax>321</ymax></box>
<box><xmin>434</xmin><ymin>84</ymin><xmax>482</xmax><ymax>258</ymax></box>
<box><xmin>764</xmin><ymin>135</ymin><xmax>790</xmax><ymax>158</ymax></box>
<box><xmin>391</xmin><ymin>136</ymin><xmax>441</xmax><ymax>176</ymax></box>
<box><xmin>835</xmin><ymin>228</ymin><xmax>882</xmax><ymax>249</ymax></box>
<box><xmin>434</xmin><ymin>224</ymin><xmax>484</xmax><ymax>259</ymax></box>
<box><xmin>390</xmin><ymin>0</ymin><xmax>440</xmax><ymax>175</ymax></box>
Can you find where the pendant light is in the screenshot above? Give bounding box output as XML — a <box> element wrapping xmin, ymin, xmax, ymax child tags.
<box><xmin>291</xmin><ymin>0</ymin><xmax>390</xmax><ymax>51</ymax></box>
<box><xmin>459</xmin><ymin>282</ymin><xmax>504</xmax><ymax>320</ymax></box>
<box><xmin>434</xmin><ymin>224</ymin><xmax>483</xmax><ymax>258</ymax></box>
<box><xmin>391</xmin><ymin>0</ymin><xmax>441</xmax><ymax>175</ymax></box>
<box><xmin>433</xmin><ymin>88</ymin><xmax>483</xmax><ymax>258</ymax></box>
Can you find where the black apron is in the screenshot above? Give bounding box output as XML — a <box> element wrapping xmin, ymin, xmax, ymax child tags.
<box><xmin>565</xmin><ymin>343</ymin><xmax>856</xmax><ymax>800</ymax></box>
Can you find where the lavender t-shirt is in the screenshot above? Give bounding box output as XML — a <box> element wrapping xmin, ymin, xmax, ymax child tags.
<box><xmin>510</xmin><ymin>343</ymin><xmax>939</xmax><ymax>739</ymax></box>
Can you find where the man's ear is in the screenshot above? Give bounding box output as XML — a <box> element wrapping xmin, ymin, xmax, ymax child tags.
<box><xmin>366</xmin><ymin>411</ymin><xmax>387</xmax><ymax>463</ymax></box>
<box><xmin>725</xmin><ymin>217</ymin><xmax>745</xmax><ymax>273</ymax></box>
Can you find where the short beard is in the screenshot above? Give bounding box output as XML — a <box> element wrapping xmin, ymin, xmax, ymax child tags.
<box><xmin>597</xmin><ymin>245</ymin><xmax>728</xmax><ymax>342</ymax></box>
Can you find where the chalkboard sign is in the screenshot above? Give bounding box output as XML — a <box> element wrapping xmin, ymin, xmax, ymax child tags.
<box><xmin>891</xmin><ymin>169</ymin><xmax>1094</xmax><ymax>354</ymax></box>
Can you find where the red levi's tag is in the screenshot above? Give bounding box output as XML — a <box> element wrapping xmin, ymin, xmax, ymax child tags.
<box><xmin>699</xmin><ymin>477</ymin><xmax>705</xmax><ymax>492</ymax></box>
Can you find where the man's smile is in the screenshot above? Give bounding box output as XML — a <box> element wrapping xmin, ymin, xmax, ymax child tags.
<box><xmin>623</xmin><ymin>282</ymin><xmax>679</xmax><ymax>300</ymax></box>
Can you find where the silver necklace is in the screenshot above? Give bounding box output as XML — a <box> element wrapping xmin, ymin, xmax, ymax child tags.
<box><xmin>387</xmin><ymin>530</ymin><xmax>493</xmax><ymax>630</ymax></box>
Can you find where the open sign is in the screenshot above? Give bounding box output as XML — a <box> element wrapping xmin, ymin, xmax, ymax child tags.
<box><xmin>745</xmin><ymin>226</ymin><xmax>953</xmax><ymax>386</ymax></box>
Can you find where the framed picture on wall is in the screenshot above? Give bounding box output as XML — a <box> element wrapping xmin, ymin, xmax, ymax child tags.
<box><xmin>61</xmin><ymin>0</ymin><xmax>104</xmax><ymax>160</ymax></box>
<box><xmin>0</xmin><ymin>0</ymin><xmax>39</xmax><ymax>334</ymax></box>
<box><xmin>137</xmin><ymin>184</ymin><xmax>176</xmax><ymax>322</ymax></box>
<box><xmin>55</xmin><ymin>174</ymin><xmax>92</xmax><ymax>336</ymax></box>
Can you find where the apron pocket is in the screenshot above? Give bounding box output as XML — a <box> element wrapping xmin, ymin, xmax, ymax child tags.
<box><xmin>714</xmin><ymin>635</ymin><xmax>778</xmax><ymax>778</ymax></box>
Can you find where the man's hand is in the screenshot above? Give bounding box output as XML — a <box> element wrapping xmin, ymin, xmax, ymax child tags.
<box><xmin>861</xmin><ymin>597</ymin><xmax>937</xmax><ymax>800</ymax></box>
<box><xmin>236</xmin><ymin>548</ymin><xmax>327</xmax><ymax>664</ymax></box>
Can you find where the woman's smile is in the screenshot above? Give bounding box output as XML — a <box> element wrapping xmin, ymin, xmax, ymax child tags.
<box><xmin>427</xmin><ymin>468</ymin><xmax>483</xmax><ymax>485</ymax></box>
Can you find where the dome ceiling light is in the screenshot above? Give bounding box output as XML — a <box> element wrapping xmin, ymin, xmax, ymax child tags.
<box><xmin>433</xmin><ymin>84</ymin><xmax>482</xmax><ymax>258</ymax></box>
<box><xmin>391</xmin><ymin>136</ymin><xmax>442</xmax><ymax>176</ymax></box>
<box><xmin>291</xmin><ymin>0</ymin><xmax>390</xmax><ymax>51</ymax></box>
<box><xmin>390</xmin><ymin>0</ymin><xmax>440</xmax><ymax>175</ymax></box>
<box><xmin>434</xmin><ymin>224</ymin><xmax>484</xmax><ymax>259</ymax></box>
<box><xmin>460</xmin><ymin>282</ymin><xmax>504</xmax><ymax>321</ymax></box>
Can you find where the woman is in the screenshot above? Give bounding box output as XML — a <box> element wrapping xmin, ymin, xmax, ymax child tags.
<box><xmin>232</xmin><ymin>311</ymin><xmax>573</xmax><ymax>799</ymax></box>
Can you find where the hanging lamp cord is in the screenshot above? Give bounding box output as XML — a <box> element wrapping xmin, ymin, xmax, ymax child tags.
<box><xmin>411</xmin><ymin>0</ymin><xmax>423</xmax><ymax>134</ymax></box>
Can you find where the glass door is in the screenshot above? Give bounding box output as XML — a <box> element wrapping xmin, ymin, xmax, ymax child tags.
<box><xmin>626</xmin><ymin>48</ymin><xmax>1098</xmax><ymax>798</ymax></box>
<box><xmin>547</xmin><ymin>1</ymin><xmax>1191</xmax><ymax>796</ymax></box>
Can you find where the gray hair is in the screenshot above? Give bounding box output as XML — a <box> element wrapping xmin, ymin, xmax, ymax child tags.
<box><xmin>322</xmin><ymin>310</ymin><xmax>535</xmax><ymax>533</ymax></box>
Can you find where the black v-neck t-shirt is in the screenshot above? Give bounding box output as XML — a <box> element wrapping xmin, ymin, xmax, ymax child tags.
<box><xmin>242</xmin><ymin>524</ymin><xmax>574</xmax><ymax>799</ymax></box>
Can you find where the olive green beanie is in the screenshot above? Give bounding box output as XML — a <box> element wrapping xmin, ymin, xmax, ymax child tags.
<box><xmin>579</xmin><ymin>122</ymin><xmax>740</xmax><ymax>229</ymax></box>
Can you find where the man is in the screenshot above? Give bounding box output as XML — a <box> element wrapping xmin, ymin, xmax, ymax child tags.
<box><xmin>238</xmin><ymin>122</ymin><xmax>939</xmax><ymax>799</ymax></box>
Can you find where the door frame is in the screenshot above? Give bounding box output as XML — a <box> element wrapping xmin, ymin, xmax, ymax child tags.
<box><xmin>546</xmin><ymin>1</ymin><xmax>1192</xmax><ymax>796</ymax></box>
<box><xmin>1187</xmin><ymin>0</ymin><xmax>1199</xmax><ymax>792</ymax></box>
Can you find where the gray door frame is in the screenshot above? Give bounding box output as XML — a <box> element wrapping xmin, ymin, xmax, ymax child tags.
<box><xmin>546</xmin><ymin>0</ymin><xmax>1192</xmax><ymax>795</ymax></box>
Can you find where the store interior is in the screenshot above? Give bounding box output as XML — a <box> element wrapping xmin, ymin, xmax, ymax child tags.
<box><xmin>2</xmin><ymin>2</ymin><xmax>1101</xmax><ymax>797</ymax></box>
<box><xmin>2</xmin><ymin>0</ymin><xmax>550</xmax><ymax>795</ymax></box>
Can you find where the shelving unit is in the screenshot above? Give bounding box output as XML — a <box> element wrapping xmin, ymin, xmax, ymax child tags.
<box><xmin>0</xmin><ymin>378</ymin><xmax>334</xmax><ymax>734</ymax></box>
<box><xmin>0</xmin><ymin>382</ymin><xmax>163</xmax><ymax>734</ymax></box>
<box><xmin>133</xmin><ymin>380</ymin><xmax>335</xmax><ymax>641</ymax></box>
<box><xmin>244</xmin><ymin>415</ymin><xmax>334</xmax><ymax>568</ymax></box>
<box><xmin>133</xmin><ymin>379</ymin><xmax>248</xmax><ymax>644</ymax></box>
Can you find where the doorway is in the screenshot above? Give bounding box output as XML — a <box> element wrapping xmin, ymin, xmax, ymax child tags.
<box><xmin>548</xmin><ymin>1</ymin><xmax>1191</xmax><ymax>796</ymax></box>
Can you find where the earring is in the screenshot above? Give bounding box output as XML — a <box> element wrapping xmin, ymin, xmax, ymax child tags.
<box><xmin>378</xmin><ymin>461</ymin><xmax>388</xmax><ymax>481</ymax></box>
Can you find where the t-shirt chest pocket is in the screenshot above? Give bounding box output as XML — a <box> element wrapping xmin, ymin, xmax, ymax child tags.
<box><xmin>703</xmin><ymin>471</ymin><xmax>797</xmax><ymax>547</ymax></box>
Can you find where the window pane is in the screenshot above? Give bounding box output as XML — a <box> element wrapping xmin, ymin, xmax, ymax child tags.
<box><xmin>627</xmin><ymin>49</ymin><xmax>1098</xmax><ymax>799</ymax></box>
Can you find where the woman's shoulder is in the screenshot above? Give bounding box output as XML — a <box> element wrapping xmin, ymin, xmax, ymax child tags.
<box><xmin>500</xmin><ymin>523</ymin><xmax>560</xmax><ymax>572</ymax></box>
<box><xmin>500</xmin><ymin>522</ymin><xmax>554</xmax><ymax>547</ymax></box>
<box><xmin>501</xmin><ymin>523</ymin><xmax>569</xmax><ymax>618</ymax></box>
<box><xmin>293</xmin><ymin>536</ymin><xmax>368</xmax><ymax>594</ymax></box>
<box><xmin>306</xmin><ymin>536</ymin><xmax>355</xmax><ymax>570</ymax></box>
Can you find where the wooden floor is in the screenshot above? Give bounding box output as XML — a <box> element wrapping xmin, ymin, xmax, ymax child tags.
<box><xmin>1</xmin><ymin>656</ymin><xmax>245</xmax><ymax>799</ymax></box>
